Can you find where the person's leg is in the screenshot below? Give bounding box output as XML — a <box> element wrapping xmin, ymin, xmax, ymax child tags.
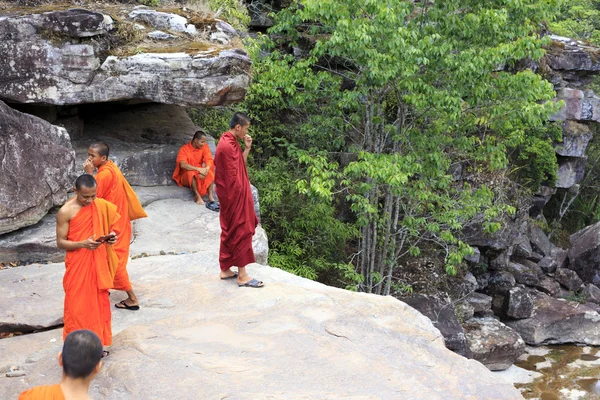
<box><xmin>220</xmin><ymin>268</ymin><xmax>237</xmax><ymax>279</ymax></box>
<box><xmin>191</xmin><ymin>176</ymin><xmax>204</xmax><ymax>205</ymax></box>
<box><xmin>208</xmin><ymin>182</ymin><xmax>216</xmax><ymax>202</ymax></box>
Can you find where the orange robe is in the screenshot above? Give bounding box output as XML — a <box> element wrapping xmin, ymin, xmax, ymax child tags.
<box><xmin>19</xmin><ymin>384</ymin><xmax>65</xmax><ymax>400</ymax></box>
<box><xmin>95</xmin><ymin>160</ymin><xmax>147</xmax><ymax>292</ymax></box>
<box><xmin>172</xmin><ymin>142</ymin><xmax>215</xmax><ymax>196</ymax></box>
<box><xmin>63</xmin><ymin>199</ymin><xmax>120</xmax><ymax>346</ymax></box>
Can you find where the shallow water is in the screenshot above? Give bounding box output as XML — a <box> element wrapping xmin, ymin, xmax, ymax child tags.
<box><xmin>515</xmin><ymin>345</ymin><xmax>600</xmax><ymax>399</ymax></box>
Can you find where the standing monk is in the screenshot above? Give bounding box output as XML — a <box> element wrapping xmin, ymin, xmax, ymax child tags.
<box><xmin>83</xmin><ymin>142</ymin><xmax>147</xmax><ymax>311</ymax></box>
<box><xmin>19</xmin><ymin>330</ymin><xmax>104</xmax><ymax>400</ymax></box>
<box><xmin>214</xmin><ymin>112</ymin><xmax>264</xmax><ymax>288</ymax></box>
<box><xmin>172</xmin><ymin>129</ymin><xmax>218</xmax><ymax>209</ymax></box>
<box><xmin>56</xmin><ymin>175</ymin><xmax>120</xmax><ymax>348</ymax></box>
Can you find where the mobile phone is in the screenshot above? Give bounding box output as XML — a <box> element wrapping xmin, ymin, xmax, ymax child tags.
<box><xmin>97</xmin><ymin>234</ymin><xmax>116</xmax><ymax>243</ymax></box>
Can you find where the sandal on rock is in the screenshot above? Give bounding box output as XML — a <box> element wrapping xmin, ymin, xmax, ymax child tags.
<box><xmin>115</xmin><ymin>300</ymin><xmax>140</xmax><ymax>311</ymax></box>
<box><xmin>238</xmin><ymin>278</ymin><xmax>264</xmax><ymax>288</ymax></box>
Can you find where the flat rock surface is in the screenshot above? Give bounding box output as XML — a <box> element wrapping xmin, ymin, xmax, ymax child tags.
<box><xmin>1</xmin><ymin>253</ymin><xmax>522</xmax><ymax>399</ymax></box>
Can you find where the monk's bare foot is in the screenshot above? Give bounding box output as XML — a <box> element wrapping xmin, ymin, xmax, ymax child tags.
<box><xmin>220</xmin><ymin>269</ymin><xmax>237</xmax><ymax>280</ymax></box>
<box><xmin>194</xmin><ymin>195</ymin><xmax>205</xmax><ymax>205</ymax></box>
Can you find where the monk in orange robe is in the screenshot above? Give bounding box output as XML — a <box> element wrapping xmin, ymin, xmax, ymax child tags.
<box><xmin>172</xmin><ymin>129</ymin><xmax>217</xmax><ymax>207</ymax></box>
<box><xmin>56</xmin><ymin>175</ymin><xmax>120</xmax><ymax>347</ymax></box>
<box><xmin>19</xmin><ymin>330</ymin><xmax>104</xmax><ymax>400</ymax></box>
<box><xmin>83</xmin><ymin>142</ymin><xmax>147</xmax><ymax>311</ymax></box>
<box><xmin>214</xmin><ymin>112</ymin><xmax>263</xmax><ymax>287</ymax></box>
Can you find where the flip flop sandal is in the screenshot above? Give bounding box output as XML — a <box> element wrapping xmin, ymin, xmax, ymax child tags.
<box><xmin>238</xmin><ymin>278</ymin><xmax>264</xmax><ymax>288</ymax></box>
<box><xmin>115</xmin><ymin>300</ymin><xmax>140</xmax><ymax>311</ymax></box>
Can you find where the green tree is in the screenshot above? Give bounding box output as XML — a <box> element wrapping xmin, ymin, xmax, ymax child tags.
<box><xmin>245</xmin><ymin>0</ymin><xmax>560</xmax><ymax>294</ymax></box>
<box><xmin>550</xmin><ymin>0</ymin><xmax>600</xmax><ymax>45</ymax></box>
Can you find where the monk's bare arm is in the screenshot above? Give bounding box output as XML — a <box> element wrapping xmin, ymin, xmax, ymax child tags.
<box><xmin>56</xmin><ymin>209</ymin><xmax>101</xmax><ymax>251</ymax></box>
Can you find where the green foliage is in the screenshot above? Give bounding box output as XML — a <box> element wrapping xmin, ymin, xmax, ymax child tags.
<box><xmin>207</xmin><ymin>0</ymin><xmax>250</xmax><ymax>30</ymax></box>
<box><xmin>550</xmin><ymin>0</ymin><xmax>600</xmax><ymax>45</ymax></box>
<box><xmin>137</xmin><ymin>0</ymin><xmax>161</xmax><ymax>6</ymax></box>
<box><xmin>250</xmin><ymin>0</ymin><xmax>560</xmax><ymax>293</ymax></box>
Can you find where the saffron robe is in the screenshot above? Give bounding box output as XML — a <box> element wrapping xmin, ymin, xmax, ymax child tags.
<box><xmin>172</xmin><ymin>142</ymin><xmax>215</xmax><ymax>196</ymax></box>
<box><xmin>214</xmin><ymin>132</ymin><xmax>258</xmax><ymax>271</ymax></box>
<box><xmin>19</xmin><ymin>384</ymin><xmax>65</xmax><ymax>400</ymax></box>
<box><xmin>63</xmin><ymin>199</ymin><xmax>120</xmax><ymax>346</ymax></box>
<box><xmin>95</xmin><ymin>160</ymin><xmax>147</xmax><ymax>292</ymax></box>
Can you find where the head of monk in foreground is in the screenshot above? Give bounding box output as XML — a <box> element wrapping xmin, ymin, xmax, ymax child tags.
<box><xmin>192</xmin><ymin>130</ymin><xmax>207</xmax><ymax>149</ymax></box>
<box><xmin>59</xmin><ymin>330</ymin><xmax>103</xmax><ymax>381</ymax></box>
<box><xmin>74</xmin><ymin>174</ymin><xmax>97</xmax><ymax>207</ymax></box>
<box><xmin>88</xmin><ymin>142</ymin><xmax>109</xmax><ymax>168</ymax></box>
<box><xmin>229</xmin><ymin>112</ymin><xmax>250</xmax><ymax>139</ymax></box>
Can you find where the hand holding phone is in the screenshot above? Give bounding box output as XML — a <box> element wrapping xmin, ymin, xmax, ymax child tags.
<box><xmin>96</xmin><ymin>234</ymin><xmax>116</xmax><ymax>243</ymax></box>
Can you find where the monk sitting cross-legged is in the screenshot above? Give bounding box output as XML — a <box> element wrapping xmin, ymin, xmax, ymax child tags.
<box><xmin>172</xmin><ymin>129</ymin><xmax>218</xmax><ymax>210</ymax></box>
<box><xmin>19</xmin><ymin>330</ymin><xmax>104</xmax><ymax>400</ymax></box>
<box><xmin>56</xmin><ymin>174</ymin><xmax>120</xmax><ymax>351</ymax></box>
<box><xmin>83</xmin><ymin>142</ymin><xmax>147</xmax><ymax>311</ymax></box>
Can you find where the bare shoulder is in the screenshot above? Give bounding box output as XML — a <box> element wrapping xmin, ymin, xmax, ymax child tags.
<box><xmin>56</xmin><ymin>198</ymin><xmax>78</xmax><ymax>222</ymax></box>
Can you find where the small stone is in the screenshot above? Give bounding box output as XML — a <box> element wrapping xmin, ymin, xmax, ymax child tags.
<box><xmin>6</xmin><ymin>370</ymin><xmax>26</xmax><ymax>378</ymax></box>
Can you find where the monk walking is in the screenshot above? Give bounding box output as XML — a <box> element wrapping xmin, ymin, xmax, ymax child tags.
<box><xmin>172</xmin><ymin>129</ymin><xmax>218</xmax><ymax>210</ymax></box>
<box><xmin>83</xmin><ymin>142</ymin><xmax>147</xmax><ymax>311</ymax></box>
<box><xmin>19</xmin><ymin>330</ymin><xmax>104</xmax><ymax>400</ymax></box>
<box><xmin>56</xmin><ymin>175</ymin><xmax>119</xmax><ymax>348</ymax></box>
<box><xmin>215</xmin><ymin>112</ymin><xmax>263</xmax><ymax>287</ymax></box>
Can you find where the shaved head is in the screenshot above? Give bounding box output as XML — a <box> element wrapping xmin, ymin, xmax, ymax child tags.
<box><xmin>75</xmin><ymin>174</ymin><xmax>96</xmax><ymax>190</ymax></box>
<box><xmin>193</xmin><ymin>130</ymin><xmax>207</xmax><ymax>141</ymax></box>
<box><xmin>62</xmin><ymin>330</ymin><xmax>103</xmax><ymax>379</ymax></box>
<box><xmin>90</xmin><ymin>142</ymin><xmax>109</xmax><ymax>158</ymax></box>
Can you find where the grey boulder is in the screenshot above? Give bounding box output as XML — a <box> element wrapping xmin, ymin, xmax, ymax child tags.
<box><xmin>464</xmin><ymin>317</ymin><xmax>525</xmax><ymax>371</ymax></box>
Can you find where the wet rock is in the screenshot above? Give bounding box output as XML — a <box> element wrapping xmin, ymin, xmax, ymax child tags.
<box><xmin>537</xmin><ymin>256</ymin><xmax>558</xmax><ymax>274</ymax></box>
<box><xmin>463</xmin><ymin>317</ymin><xmax>525</xmax><ymax>371</ymax></box>
<box><xmin>464</xmin><ymin>293</ymin><xmax>493</xmax><ymax>316</ymax></box>
<box><xmin>505</xmin><ymin>286</ymin><xmax>534</xmax><ymax>319</ymax></box>
<box><xmin>554</xmin><ymin>268</ymin><xmax>584</xmax><ymax>292</ymax></box>
<box><xmin>402</xmin><ymin>294</ymin><xmax>471</xmax><ymax>357</ymax></box>
<box><xmin>569</xmin><ymin>221</ymin><xmax>600</xmax><ymax>285</ymax></box>
<box><xmin>557</xmin><ymin>121</ymin><xmax>593</xmax><ymax>157</ymax></box>
<box><xmin>506</xmin><ymin>293</ymin><xmax>600</xmax><ymax>345</ymax></box>
<box><xmin>535</xmin><ymin>277</ymin><xmax>562</xmax><ymax>297</ymax></box>
<box><xmin>0</xmin><ymin>100</ymin><xmax>75</xmax><ymax>235</ymax></box>
<box><xmin>583</xmin><ymin>284</ymin><xmax>600</xmax><ymax>305</ymax></box>
<box><xmin>487</xmin><ymin>271</ymin><xmax>516</xmax><ymax>295</ymax></box>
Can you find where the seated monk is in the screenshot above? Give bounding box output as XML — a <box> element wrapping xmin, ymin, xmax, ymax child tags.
<box><xmin>19</xmin><ymin>330</ymin><xmax>104</xmax><ymax>400</ymax></box>
<box><xmin>172</xmin><ymin>130</ymin><xmax>218</xmax><ymax>208</ymax></box>
<box><xmin>56</xmin><ymin>174</ymin><xmax>120</xmax><ymax>349</ymax></box>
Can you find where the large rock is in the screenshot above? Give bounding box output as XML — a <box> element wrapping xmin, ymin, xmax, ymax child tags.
<box><xmin>545</xmin><ymin>36</ymin><xmax>600</xmax><ymax>72</ymax></box>
<box><xmin>554</xmin><ymin>268</ymin><xmax>584</xmax><ymax>292</ymax></box>
<box><xmin>504</xmin><ymin>286</ymin><xmax>534</xmax><ymax>319</ymax></box>
<box><xmin>487</xmin><ymin>271</ymin><xmax>516</xmax><ymax>295</ymax></box>
<box><xmin>0</xmin><ymin>260</ymin><xmax>522</xmax><ymax>399</ymax></box>
<box><xmin>506</xmin><ymin>261</ymin><xmax>540</xmax><ymax>286</ymax></box>
<box><xmin>0</xmin><ymin>9</ymin><xmax>251</xmax><ymax>107</ymax></box>
<box><xmin>128</xmin><ymin>9</ymin><xmax>197</xmax><ymax>34</ymax></box>
<box><xmin>0</xmin><ymin>100</ymin><xmax>75</xmax><ymax>235</ymax></box>
<box><xmin>569</xmin><ymin>221</ymin><xmax>600</xmax><ymax>285</ymax></box>
<box><xmin>505</xmin><ymin>293</ymin><xmax>600</xmax><ymax>345</ymax></box>
<box><xmin>463</xmin><ymin>317</ymin><xmax>525</xmax><ymax>371</ymax></box>
<box><xmin>402</xmin><ymin>294</ymin><xmax>471</xmax><ymax>357</ymax></box>
<box><xmin>464</xmin><ymin>292</ymin><xmax>493</xmax><ymax>316</ymax></box>
<box><xmin>556</xmin><ymin>156</ymin><xmax>587</xmax><ymax>188</ymax></box>
<box><xmin>461</xmin><ymin>217</ymin><xmax>527</xmax><ymax>250</ymax></box>
<box><xmin>0</xmin><ymin>213</ymin><xmax>63</xmax><ymax>264</ymax></box>
<box><xmin>556</xmin><ymin>120</ymin><xmax>593</xmax><ymax>157</ymax></box>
